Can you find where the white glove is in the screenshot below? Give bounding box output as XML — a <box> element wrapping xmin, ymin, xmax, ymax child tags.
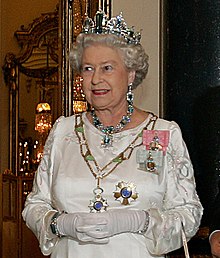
<box><xmin>76</xmin><ymin>209</ymin><xmax>149</xmax><ymax>239</ymax></box>
<box><xmin>56</xmin><ymin>213</ymin><xmax>109</xmax><ymax>244</ymax></box>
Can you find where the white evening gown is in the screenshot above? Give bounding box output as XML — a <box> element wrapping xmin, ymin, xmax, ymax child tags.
<box><xmin>22</xmin><ymin>112</ymin><xmax>203</xmax><ymax>258</ymax></box>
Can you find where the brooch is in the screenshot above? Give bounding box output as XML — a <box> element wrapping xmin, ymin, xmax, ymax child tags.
<box><xmin>114</xmin><ymin>181</ymin><xmax>138</xmax><ymax>205</ymax></box>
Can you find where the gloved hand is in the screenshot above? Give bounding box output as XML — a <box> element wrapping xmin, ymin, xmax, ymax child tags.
<box><xmin>56</xmin><ymin>212</ymin><xmax>109</xmax><ymax>244</ymax></box>
<box><xmin>76</xmin><ymin>209</ymin><xmax>149</xmax><ymax>239</ymax></box>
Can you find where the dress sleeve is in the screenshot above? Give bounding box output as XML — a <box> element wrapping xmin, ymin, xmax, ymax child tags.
<box><xmin>144</xmin><ymin>121</ymin><xmax>203</xmax><ymax>255</ymax></box>
<box><xmin>22</xmin><ymin>116</ymin><xmax>65</xmax><ymax>256</ymax></box>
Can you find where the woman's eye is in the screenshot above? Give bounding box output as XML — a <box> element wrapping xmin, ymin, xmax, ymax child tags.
<box><xmin>82</xmin><ymin>66</ymin><xmax>93</xmax><ymax>72</ymax></box>
<box><xmin>103</xmin><ymin>65</ymin><xmax>113</xmax><ymax>71</ymax></box>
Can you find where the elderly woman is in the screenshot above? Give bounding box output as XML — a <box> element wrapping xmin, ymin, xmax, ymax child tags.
<box><xmin>22</xmin><ymin>11</ymin><xmax>203</xmax><ymax>258</ymax></box>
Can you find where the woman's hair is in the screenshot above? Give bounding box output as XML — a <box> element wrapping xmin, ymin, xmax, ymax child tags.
<box><xmin>69</xmin><ymin>33</ymin><xmax>149</xmax><ymax>89</ymax></box>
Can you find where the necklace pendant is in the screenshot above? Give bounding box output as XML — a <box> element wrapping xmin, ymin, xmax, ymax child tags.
<box><xmin>101</xmin><ymin>133</ymin><xmax>113</xmax><ymax>148</ymax></box>
<box><xmin>89</xmin><ymin>186</ymin><xmax>108</xmax><ymax>212</ymax></box>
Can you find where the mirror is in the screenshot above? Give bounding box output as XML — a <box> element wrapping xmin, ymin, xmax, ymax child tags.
<box><xmin>18</xmin><ymin>7</ymin><xmax>60</xmax><ymax>173</ymax></box>
<box><xmin>3</xmin><ymin>0</ymin><xmax>111</xmax><ymax>175</ymax></box>
<box><xmin>3</xmin><ymin>5</ymin><xmax>60</xmax><ymax>175</ymax></box>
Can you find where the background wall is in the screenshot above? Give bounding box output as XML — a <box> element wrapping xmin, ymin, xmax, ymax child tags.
<box><xmin>0</xmin><ymin>0</ymin><xmax>161</xmax><ymax>173</ymax></box>
<box><xmin>113</xmin><ymin>0</ymin><xmax>161</xmax><ymax>115</ymax></box>
<box><xmin>165</xmin><ymin>0</ymin><xmax>220</xmax><ymax>227</ymax></box>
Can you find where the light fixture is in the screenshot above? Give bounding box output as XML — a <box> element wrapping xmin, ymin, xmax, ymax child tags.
<box><xmin>35</xmin><ymin>102</ymin><xmax>52</xmax><ymax>133</ymax></box>
<box><xmin>33</xmin><ymin>101</ymin><xmax>52</xmax><ymax>165</ymax></box>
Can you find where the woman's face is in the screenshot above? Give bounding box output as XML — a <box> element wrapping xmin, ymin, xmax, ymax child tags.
<box><xmin>81</xmin><ymin>44</ymin><xmax>135</xmax><ymax>111</ymax></box>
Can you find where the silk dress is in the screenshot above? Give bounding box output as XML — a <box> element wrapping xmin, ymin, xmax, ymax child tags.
<box><xmin>22</xmin><ymin>112</ymin><xmax>203</xmax><ymax>258</ymax></box>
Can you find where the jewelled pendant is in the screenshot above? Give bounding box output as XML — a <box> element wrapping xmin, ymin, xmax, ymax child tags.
<box><xmin>89</xmin><ymin>186</ymin><xmax>108</xmax><ymax>212</ymax></box>
<box><xmin>114</xmin><ymin>181</ymin><xmax>138</xmax><ymax>205</ymax></box>
<box><xmin>101</xmin><ymin>133</ymin><xmax>113</xmax><ymax>148</ymax></box>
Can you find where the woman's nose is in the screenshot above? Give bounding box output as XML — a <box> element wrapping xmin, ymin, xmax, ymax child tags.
<box><xmin>91</xmin><ymin>69</ymin><xmax>103</xmax><ymax>84</ymax></box>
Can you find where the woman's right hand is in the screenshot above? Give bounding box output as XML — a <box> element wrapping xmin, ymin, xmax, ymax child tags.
<box><xmin>56</xmin><ymin>212</ymin><xmax>109</xmax><ymax>244</ymax></box>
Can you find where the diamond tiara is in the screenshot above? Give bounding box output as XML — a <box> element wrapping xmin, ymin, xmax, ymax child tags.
<box><xmin>82</xmin><ymin>10</ymin><xmax>142</xmax><ymax>45</ymax></box>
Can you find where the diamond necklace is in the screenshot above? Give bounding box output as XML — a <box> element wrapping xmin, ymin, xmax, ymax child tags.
<box><xmin>91</xmin><ymin>102</ymin><xmax>134</xmax><ymax>148</ymax></box>
<box><xmin>75</xmin><ymin>112</ymin><xmax>157</xmax><ymax>212</ymax></box>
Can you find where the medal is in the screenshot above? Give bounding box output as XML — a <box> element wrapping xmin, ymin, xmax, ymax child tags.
<box><xmin>89</xmin><ymin>177</ymin><xmax>108</xmax><ymax>212</ymax></box>
<box><xmin>114</xmin><ymin>181</ymin><xmax>138</xmax><ymax>205</ymax></box>
<box><xmin>136</xmin><ymin>130</ymin><xmax>170</xmax><ymax>173</ymax></box>
<box><xmin>146</xmin><ymin>151</ymin><xmax>157</xmax><ymax>172</ymax></box>
<box><xmin>89</xmin><ymin>186</ymin><xmax>108</xmax><ymax>212</ymax></box>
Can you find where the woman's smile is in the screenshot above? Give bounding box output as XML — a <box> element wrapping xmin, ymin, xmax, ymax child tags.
<box><xmin>92</xmin><ymin>89</ymin><xmax>110</xmax><ymax>95</ymax></box>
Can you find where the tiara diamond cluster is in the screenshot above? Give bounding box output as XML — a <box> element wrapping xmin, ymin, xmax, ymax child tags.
<box><xmin>82</xmin><ymin>10</ymin><xmax>142</xmax><ymax>45</ymax></box>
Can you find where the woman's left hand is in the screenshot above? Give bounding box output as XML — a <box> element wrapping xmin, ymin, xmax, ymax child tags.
<box><xmin>76</xmin><ymin>209</ymin><xmax>148</xmax><ymax>239</ymax></box>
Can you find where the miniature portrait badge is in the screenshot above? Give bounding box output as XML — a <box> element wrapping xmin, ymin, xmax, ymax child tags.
<box><xmin>136</xmin><ymin>130</ymin><xmax>170</xmax><ymax>173</ymax></box>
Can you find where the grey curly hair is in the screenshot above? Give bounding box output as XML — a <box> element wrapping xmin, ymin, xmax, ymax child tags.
<box><xmin>69</xmin><ymin>33</ymin><xmax>149</xmax><ymax>89</ymax></box>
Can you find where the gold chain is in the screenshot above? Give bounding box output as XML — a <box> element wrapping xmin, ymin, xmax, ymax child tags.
<box><xmin>75</xmin><ymin>112</ymin><xmax>158</xmax><ymax>180</ymax></box>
